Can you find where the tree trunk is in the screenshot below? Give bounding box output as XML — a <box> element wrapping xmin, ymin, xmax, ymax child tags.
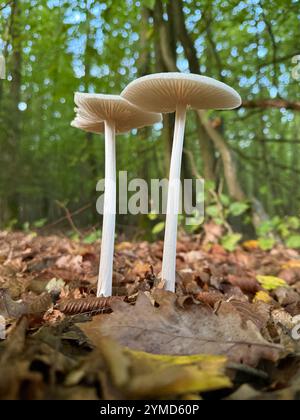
<box><xmin>153</xmin><ymin>0</ymin><xmax>173</xmax><ymax>176</ymax></box>
<box><xmin>7</xmin><ymin>0</ymin><xmax>22</xmax><ymax>221</ymax></box>
<box><xmin>84</xmin><ymin>4</ymin><xmax>98</xmax><ymax>223</ymax></box>
<box><xmin>198</xmin><ymin>111</ymin><xmax>246</xmax><ymax>201</ymax></box>
<box><xmin>195</xmin><ymin>112</ymin><xmax>216</xmax><ymax>182</ymax></box>
<box><xmin>168</xmin><ymin>0</ymin><xmax>246</xmax><ymax>201</ymax></box>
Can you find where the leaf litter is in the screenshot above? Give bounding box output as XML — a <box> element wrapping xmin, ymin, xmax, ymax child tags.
<box><xmin>0</xmin><ymin>229</ymin><xmax>300</xmax><ymax>400</ymax></box>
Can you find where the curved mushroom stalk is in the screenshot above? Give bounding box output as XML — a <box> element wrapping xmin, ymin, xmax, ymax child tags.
<box><xmin>162</xmin><ymin>105</ymin><xmax>187</xmax><ymax>292</ymax></box>
<box><xmin>98</xmin><ymin>121</ymin><xmax>116</xmax><ymax>297</ymax></box>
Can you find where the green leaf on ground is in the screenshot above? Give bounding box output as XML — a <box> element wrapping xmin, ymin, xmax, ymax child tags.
<box><xmin>221</xmin><ymin>233</ymin><xmax>242</xmax><ymax>251</ymax></box>
<box><xmin>256</xmin><ymin>275</ymin><xmax>288</xmax><ymax>291</ymax></box>
<box><xmin>286</xmin><ymin>235</ymin><xmax>300</xmax><ymax>249</ymax></box>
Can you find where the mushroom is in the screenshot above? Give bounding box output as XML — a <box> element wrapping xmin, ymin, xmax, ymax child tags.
<box><xmin>72</xmin><ymin>93</ymin><xmax>162</xmax><ymax>297</ymax></box>
<box><xmin>122</xmin><ymin>73</ymin><xmax>241</xmax><ymax>292</ymax></box>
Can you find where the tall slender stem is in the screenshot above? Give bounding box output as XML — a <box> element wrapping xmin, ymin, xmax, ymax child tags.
<box><xmin>162</xmin><ymin>104</ymin><xmax>187</xmax><ymax>292</ymax></box>
<box><xmin>97</xmin><ymin>120</ymin><xmax>116</xmax><ymax>297</ymax></box>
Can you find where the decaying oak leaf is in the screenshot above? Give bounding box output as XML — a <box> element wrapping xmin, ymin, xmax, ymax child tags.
<box><xmin>79</xmin><ymin>291</ymin><xmax>282</xmax><ymax>367</ymax></box>
<box><xmin>77</xmin><ymin>337</ymin><xmax>231</xmax><ymax>399</ymax></box>
<box><xmin>229</xmin><ymin>300</ymin><xmax>270</xmax><ymax>330</ymax></box>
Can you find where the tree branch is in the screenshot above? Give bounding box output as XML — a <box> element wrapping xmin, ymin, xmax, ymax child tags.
<box><xmin>258</xmin><ymin>52</ymin><xmax>300</xmax><ymax>69</ymax></box>
<box><xmin>0</xmin><ymin>1</ymin><xmax>13</xmax><ymax>11</ymax></box>
<box><xmin>170</xmin><ymin>0</ymin><xmax>200</xmax><ymax>74</ymax></box>
<box><xmin>242</xmin><ymin>99</ymin><xmax>300</xmax><ymax>112</ymax></box>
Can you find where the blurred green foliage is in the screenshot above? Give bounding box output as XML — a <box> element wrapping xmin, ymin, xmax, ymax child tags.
<box><xmin>0</xmin><ymin>0</ymin><xmax>299</xmax><ymax>243</ymax></box>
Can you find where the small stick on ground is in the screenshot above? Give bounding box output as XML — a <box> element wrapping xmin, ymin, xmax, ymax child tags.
<box><xmin>55</xmin><ymin>201</ymin><xmax>82</xmax><ymax>237</ymax></box>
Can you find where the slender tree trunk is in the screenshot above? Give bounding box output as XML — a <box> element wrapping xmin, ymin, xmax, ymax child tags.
<box><xmin>84</xmin><ymin>4</ymin><xmax>98</xmax><ymax>223</ymax></box>
<box><xmin>153</xmin><ymin>0</ymin><xmax>173</xmax><ymax>176</ymax></box>
<box><xmin>198</xmin><ymin>111</ymin><xmax>246</xmax><ymax>201</ymax></box>
<box><xmin>169</xmin><ymin>0</ymin><xmax>218</xmax><ymax>183</ymax></box>
<box><xmin>167</xmin><ymin>0</ymin><xmax>246</xmax><ymax>201</ymax></box>
<box><xmin>170</xmin><ymin>0</ymin><xmax>199</xmax><ymax>74</ymax></box>
<box><xmin>195</xmin><ymin>113</ymin><xmax>216</xmax><ymax>182</ymax></box>
<box><xmin>6</xmin><ymin>0</ymin><xmax>22</xmax><ymax>221</ymax></box>
<box><xmin>153</xmin><ymin>0</ymin><xmax>196</xmax><ymax>182</ymax></box>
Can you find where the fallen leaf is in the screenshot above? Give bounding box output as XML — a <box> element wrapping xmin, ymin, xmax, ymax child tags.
<box><xmin>55</xmin><ymin>255</ymin><xmax>83</xmax><ymax>273</ymax></box>
<box><xmin>242</xmin><ymin>241</ymin><xmax>260</xmax><ymax>251</ymax></box>
<box><xmin>203</xmin><ymin>222</ymin><xmax>224</xmax><ymax>244</ymax></box>
<box><xmin>226</xmin><ymin>384</ymin><xmax>260</xmax><ymax>400</ymax></box>
<box><xmin>254</xmin><ymin>291</ymin><xmax>273</xmax><ymax>304</ymax></box>
<box><xmin>0</xmin><ymin>289</ymin><xmax>29</xmax><ymax>319</ymax></box>
<box><xmin>46</xmin><ymin>278</ymin><xmax>65</xmax><ymax>294</ymax></box>
<box><xmin>227</xmin><ymin>275</ymin><xmax>260</xmax><ymax>294</ymax></box>
<box><xmin>257</xmin><ymin>275</ymin><xmax>288</xmax><ymax>291</ymax></box>
<box><xmin>79</xmin><ymin>291</ymin><xmax>281</xmax><ymax>367</ymax></box>
<box><xmin>83</xmin><ymin>337</ymin><xmax>232</xmax><ymax>398</ymax></box>
<box><xmin>196</xmin><ymin>291</ymin><xmax>224</xmax><ymax>307</ymax></box>
<box><xmin>229</xmin><ymin>300</ymin><xmax>270</xmax><ymax>330</ymax></box>
<box><xmin>281</xmin><ymin>260</ymin><xmax>300</xmax><ymax>269</ymax></box>
<box><xmin>115</xmin><ymin>242</ymin><xmax>133</xmax><ymax>251</ymax></box>
<box><xmin>273</xmin><ymin>287</ymin><xmax>300</xmax><ymax>307</ymax></box>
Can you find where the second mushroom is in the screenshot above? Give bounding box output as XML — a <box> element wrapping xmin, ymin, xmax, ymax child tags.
<box><xmin>122</xmin><ymin>73</ymin><xmax>241</xmax><ymax>293</ymax></box>
<box><xmin>72</xmin><ymin>93</ymin><xmax>161</xmax><ymax>297</ymax></box>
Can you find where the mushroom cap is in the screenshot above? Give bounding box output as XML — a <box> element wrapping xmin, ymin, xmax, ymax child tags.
<box><xmin>71</xmin><ymin>116</ymin><xmax>104</xmax><ymax>134</ymax></box>
<box><xmin>73</xmin><ymin>93</ymin><xmax>162</xmax><ymax>134</ymax></box>
<box><xmin>121</xmin><ymin>73</ymin><xmax>242</xmax><ymax>113</ymax></box>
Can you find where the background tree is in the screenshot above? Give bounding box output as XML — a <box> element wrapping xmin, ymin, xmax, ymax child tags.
<box><xmin>0</xmin><ymin>0</ymin><xmax>299</xmax><ymax>240</ymax></box>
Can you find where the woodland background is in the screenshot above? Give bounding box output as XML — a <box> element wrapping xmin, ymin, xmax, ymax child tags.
<box><xmin>0</xmin><ymin>0</ymin><xmax>300</xmax><ymax>247</ymax></box>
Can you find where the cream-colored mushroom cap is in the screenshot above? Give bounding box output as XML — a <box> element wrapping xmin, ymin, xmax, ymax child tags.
<box><xmin>71</xmin><ymin>116</ymin><xmax>104</xmax><ymax>134</ymax></box>
<box><xmin>121</xmin><ymin>73</ymin><xmax>242</xmax><ymax>113</ymax></box>
<box><xmin>73</xmin><ymin>93</ymin><xmax>162</xmax><ymax>134</ymax></box>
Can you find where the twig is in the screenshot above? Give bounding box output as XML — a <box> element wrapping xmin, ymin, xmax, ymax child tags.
<box><xmin>55</xmin><ymin>201</ymin><xmax>82</xmax><ymax>237</ymax></box>
<box><xmin>40</xmin><ymin>203</ymin><xmax>92</xmax><ymax>231</ymax></box>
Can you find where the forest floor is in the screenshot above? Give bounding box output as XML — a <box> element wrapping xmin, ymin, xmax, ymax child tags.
<box><xmin>0</xmin><ymin>226</ymin><xmax>300</xmax><ymax>400</ymax></box>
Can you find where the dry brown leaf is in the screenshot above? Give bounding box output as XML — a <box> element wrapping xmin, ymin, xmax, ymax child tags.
<box><xmin>55</xmin><ymin>255</ymin><xmax>83</xmax><ymax>273</ymax></box>
<box><xmin>203</xmin><ymin>222</ymin><xmax>224</xmax><ymax>244</ymax></box>
<box><xmin>0</xmin><ymin>289</ymin><xmax>29</xmax><ymax>319</ymax></box>
<box><xmin>79</xmin><ymin>291</ymin><xmax>282</xmax><ymax>367</ymax></box>
<box><xmin>227</xmin><ymin>274</ymin><xmax>261</xmax><ymax>294</ymax></box>
<box><xmin>196</xmin><ymin>291</ymin><xmax>224</xmax><ymax>307</ymax></box>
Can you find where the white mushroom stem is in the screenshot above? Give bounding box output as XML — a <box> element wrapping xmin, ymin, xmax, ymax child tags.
<box><xmin>162</xmin><ymin>104</ymin><xmax>187</xmax><ymax>292</ymax></box>
<box><xmin>97</xmin><ymin>120</ymin><xmax>116</xmax><ymax>297</ymax></box>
